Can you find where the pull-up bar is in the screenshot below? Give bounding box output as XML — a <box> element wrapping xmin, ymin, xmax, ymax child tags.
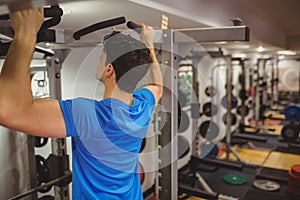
<box><xmin>73</xmin><ymin>16</ymin><xmax>126</xmax><ymax>40</ymax></box>
<box><xmin>0</xmin><ymin>5</ymin><xmax>63</xmax><ymax>20</ymax></box>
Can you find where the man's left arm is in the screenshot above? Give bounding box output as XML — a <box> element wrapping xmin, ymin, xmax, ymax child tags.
<box><xmin>0</xmin><ymin>8</ymin><xmax>66</xmax><ymax>138</ymax></box>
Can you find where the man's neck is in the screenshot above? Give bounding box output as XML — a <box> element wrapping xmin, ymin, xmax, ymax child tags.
<box><xmin>103</xmin><ymin>86</ymin><xmax>133</xmax><ymax>106</ymax></box>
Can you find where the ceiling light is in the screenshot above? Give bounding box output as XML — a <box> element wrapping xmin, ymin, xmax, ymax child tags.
<box><xmin>278</xmin><ymin>55</ymin><xmax>285</xmax><ymax>60</ymax></box>
<box><xmin>232</xmin><ymin>53</ymin><xmax>247</xmax><ymax>58</ymax></box>
<box><xmin>257</xmin><ymin>46</ymin><xmax>264</xmax><ymax>53</ymax></box>
<box><xmin>214</xmin><ymin>41</ymin><xmax>227</xmax><ymax>45</ymax></box>
<box><xmin>277</xmin><ymin>50</ymin><xmax>297</xmax><ymax>56</ymax></box>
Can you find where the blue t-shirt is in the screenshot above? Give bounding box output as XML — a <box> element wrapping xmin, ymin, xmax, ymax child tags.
<box><xmin>59</xmin><ymin>88</ymin><xmax>155</xmax><ymax>200</ymax></box>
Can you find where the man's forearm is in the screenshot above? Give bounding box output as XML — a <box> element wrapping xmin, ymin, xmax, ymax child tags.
<box><xmin>148</xmin><ymin>48</ymin><xmax>163</xmax><ymax>87</ymax></box>
<box><xmin>0</xmin><ymin>35</ymin><xmax>36</xmax><ymax>118</ymax></box>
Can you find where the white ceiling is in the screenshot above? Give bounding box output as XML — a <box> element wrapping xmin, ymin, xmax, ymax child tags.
<box><xmin>55</xmin><ymin>0</ymin><xmax>204</xmax><ymax>30</ymax></box>
<box><xmin>0</xmin><ymin>0</ymin><xmax>300</xmax><ymax>58</ymax></box>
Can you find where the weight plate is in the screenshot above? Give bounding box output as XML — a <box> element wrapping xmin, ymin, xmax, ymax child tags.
<box><xmin>198</xmin><ymin>121</ymin><xmax>219</xmax><ymax>141</ymax></box>
<box><xmin>178</xmin><ymin>110</ymin><xmax>189</xmax><ymax>133</ymax></box>
<box><xmin>221</xmin><ymin>95</ymin><xmax>238</xmax><ymax>109</ymax></box>
<box><xmin>284</xmin><ymin>105</ymin><xmax>300</xmax><ymax>122</ymax></box>
<box><xmin>247</xmin><ymin>86</ymin><xmax>256</xmax><ymax>97</ymax></box>
<box><xmin>222</xmin><ymin>112</ymin><xmax>237</xmax><ymax>125</ymax></box>
<box><xmin>223</xmin><ymin>174</ymin><xmax>247</xmax><ymax>185</ymax></box>
<box><xmin>238</xmin><ymin>89</ymin><xmax>248</xmax><ymax>100</ymax></box>
<box><xmin>291</xmin><ymin>164</ymin><xmax>300</xmax><ymax>177</ymax></box>
<box><xmin>35</xmin><ymin>137</ymin><xmax>49</xmax><ymax>148</ymax></box>
<box><xmin>199</xmin><ymin>142</ymin><xmax>219</xmax><ymax>159</ymax></box>
<box><xmin>178</xmin><ymin>135</ymin><xmax>190</xmax><ymax>159</ymax></box>
<box><xmin>225</xmin><ymin>84</ymin><xmax>234</xmax><ymax>90</ymax></box>
<box><xmin>35</xmin><ymin>155</ymin><xmax>52</xmax><ymax>193</ymax></box>
<box><xmin>203</xmin><ymin>102</ymin><xmax>218</xmax><ymax>117</ymax></box>
<box><xmin>205</xmin><ymin>86</ymin><xmax>216</xmax><ymax>97</ymax></box>
<box><xmin>281</xmin><ymin>125</ymin><xmax>299</xmax><ymax>142</ymax></box>
<box><xmin>237</xmin><ymin>105</ymin><xmax>250</xmax><ymax>116</ymax></box>
<box><xmin>253</xmin><ymin>180</ymin><xmax>280</xmax><ymax>191</ymax></box>
<box><xmin>139</xmin><ymin>163</ymin><xmax>145</xmax><ymax>185</ymax></box>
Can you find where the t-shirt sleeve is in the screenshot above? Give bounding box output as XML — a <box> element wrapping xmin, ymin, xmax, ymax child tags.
<box><xmin>59</xmin><ymin>98</ymin><xmax>100</xmax><ymax>138</ymax></box>
<box><xmin>134</xmin><ymin>88</ymin><xmax>156</xmax><ymax>115</ymax></box>
<box><xmin>59</xmin><ymin>99</ymin><xmax>77</xmax><ymax>137</ymax></box>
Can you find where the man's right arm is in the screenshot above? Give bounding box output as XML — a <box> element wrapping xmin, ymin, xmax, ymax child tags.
<box><xmin>140</xmin><ymin>24</ymin><xmax>163</xmax><ymax>105</ymax></box>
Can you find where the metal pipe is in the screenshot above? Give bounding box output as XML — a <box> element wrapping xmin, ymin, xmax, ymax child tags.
<box><xmin>73</xmin><ymin>16</ymin><xmax>126</xmax><ymax>40</ymax></box>
<box><xmin>9</xmin><ymin>172</ymin><xmax>72</xmax><ymax>200</ymax></box>
<box><xmin>195</xmin><ymin>172</ymin><xmax>214</xmax><ymax>194</ymax></box>
<box><xmin>225</xmin><ymin>56</ymin><xmax>233</xmax><ymax>159</ymax></box>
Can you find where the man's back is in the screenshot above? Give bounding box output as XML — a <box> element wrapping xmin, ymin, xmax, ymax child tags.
<box><xmin>59</xmin><ymin>88</ymin><xmax>155</xmax><ymax>199</ymax></box>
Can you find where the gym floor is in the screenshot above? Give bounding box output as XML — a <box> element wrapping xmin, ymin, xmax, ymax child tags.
<box><xmin>182</xmin><ymin>122</ymin><xmax>300</xmax><ymax>200</ymax></box>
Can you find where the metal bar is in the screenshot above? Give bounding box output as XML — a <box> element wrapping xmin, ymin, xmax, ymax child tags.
<box><xmin>271</xmin><ymin>61</ymin><xmax>275</xmax><ymax>106</ymax></box>
<box><xmin>26</xmin><ymin>135</ymin><xmax>38</xmax><ymax>200</ymax></box>
<box><xmin>158</xmin><ymin>29</ymin><xmax>178</xmax><ymax>200</ymax></box>
<box><xmin>255</xmin><ymin>61</ymin><xmax>261</xmax><ymax>127</ymax></box>
<box><xmin>191</xmin><ymin>59</ymin><xmax>200</xmax><ymax>157</ymax></box>
<box><xmin>178</xmin><ymin>184</ymin><xmax>218</xmax><ymax>200</ymax></box>
<box><xmin>275</xmin><ymin>60</ymin><xmax>279</xmax><ymax>105</ymax></box>
<box><xmin>47</xmin><ymin>50</ymin><xmax>70</xmax><ymax>200</ymax></box>
<box><xmin>262</xmin><ymin>59</ymin><xmax>272</xmax><ymax>110</ymax></box>
<box><xmin>174</xmin><ymin>26</ymin><xmax>250</xmax><ymax>43</ymax></box>
<box><xmin>232</xmin><ymin>133</ymin><xmax>267</xmax><ymax>142</ymax></box>
<box><xmin>240</xmin><ymin>60</ymin><xmax>246</xmax><ymax>129</ymax></box>
<box><xmin>298</xmin><ymin>60</ymin><xmax>300</xmax><ymax>100</ymax></box>
<box><xmin>225</xmin><ymin>56</ymin><xmax>232</xmax><ymax>160</ymax></box>
<box><xmin>196</xmin><ymin>157</ymin><xmax>244</xmax><ymax>170</ymax></box>
<box><xmin>50</xmin><ymin>26</ymin><xmax>249</xmax><ymax>47</ymax></box>
<box><xmin>195</xmin><ymin>172</ymin><xmax>214</xmax><ymax>194</ymax></box>
<box><xmin>9</xmin><ymin>172</ymin><xmax>72</xmax><ymax>200</ymax></box>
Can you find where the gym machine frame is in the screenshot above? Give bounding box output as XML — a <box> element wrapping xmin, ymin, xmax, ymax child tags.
<box><xmin>157</xmin><ymin>25</ymin><xmax>250</xmax><ymax>199</ymax></box>
<box><xmin>47</xmin><ymin>49</ymin><xmax>71</xmax><ymax>200</ymax></box>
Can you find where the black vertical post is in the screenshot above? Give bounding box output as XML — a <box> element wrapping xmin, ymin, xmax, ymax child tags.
<box><xmin>158</xmin><ymin>29</ymin><xmax>178</xmax><ymax>200</ymax></box>
<box><xmin>47</xmin><ymin>50</ymin><xmax>70</xmax><ymax>200</ymax></box>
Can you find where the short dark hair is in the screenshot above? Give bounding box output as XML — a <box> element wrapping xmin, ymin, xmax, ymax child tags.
<box><xmin>103</xmin><ymin>31</ymin><xmax>151</xmax><ymax>93</ymax></box>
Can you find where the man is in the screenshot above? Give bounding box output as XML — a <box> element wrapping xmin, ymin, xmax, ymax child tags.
<box><xmin>0</xmin><ymin>7</ymin><xmax>162</xmax><ymax>200</ymax></box>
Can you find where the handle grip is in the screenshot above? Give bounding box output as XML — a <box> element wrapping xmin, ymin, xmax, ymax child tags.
<box><xmin>0</xmin><ymin>5</ymin><xmax>63</xmax><ymax>20</ymax></box>
<box><xmin>127</xmin><ymin>21</ymin><xmax>142</xmax><ymax>33</ymax></box>
<box><xmin>73</xmin><ymin>16</ymin><xmax>126</xmax><ymax>40</ymax></box>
